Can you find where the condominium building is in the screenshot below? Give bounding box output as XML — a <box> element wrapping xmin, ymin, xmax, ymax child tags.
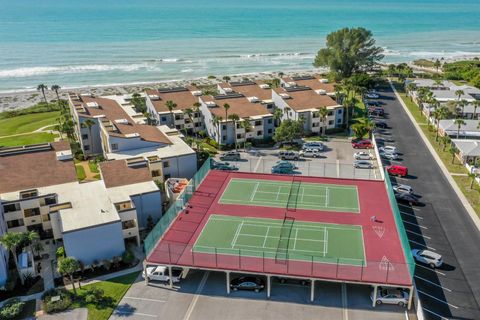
<box><xmin>199</xmin><ymin>92</ymin><xmax>275</xmax><ymax>145</ymax></box>
<box><xmin>145</xmin><ymin>87</ymin><xmax>204</xmax><ymax>133</ymax></box>
<box><xmin>0</xmin><ymin>203</ymin><xmax>8</xmax><ymax>288</ymax></box>
<box><xmin>69</xmin><ymin>93</ymin><xmax>197</xmax><ymax>182</ymax></box>
<box><xmin>272</xmin><ymin>83</ymin><xmax>344</xmax><ymax>135</ymax></box>
<box><xmin>281</xmin><ymin>75</ymin><xmax>337</xmax><ymax>96</ymax></box>
<box><xmin>217</xmin><ymin>80</ymin><xmax>275</xmax><ymax>112</ymax></box>
<box><xmin>0</xmin><ymin>142</ymin><xmax>161</xmax><ymax>265</ymax></box>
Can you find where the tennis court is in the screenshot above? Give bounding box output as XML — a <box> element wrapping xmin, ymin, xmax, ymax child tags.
<box><xmin>218</xmin><ymin>178</ymin><xmax>360</xmax><ymax>213</ymax></box>
<box><xmin>193</xmin><ymin>214</ymin><xmax>366</xmax><ymax>266</ymax></box>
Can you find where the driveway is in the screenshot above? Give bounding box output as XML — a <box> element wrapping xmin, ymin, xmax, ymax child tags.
<box><xmin>374</xmin><ymin>84</ymin><xmax>480</xmax><ymax>319</ymax></box>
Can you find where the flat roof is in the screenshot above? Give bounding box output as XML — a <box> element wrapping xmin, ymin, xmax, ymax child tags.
<box><xmin>219</xmin><ymin>81</ymin><xmax>272</xmax><ymax>101</ymax></box>
<box><xmin>201</xmin><ymin>96</ymin><xmax>272</xmax><ymax>119</ymax></box>
<box><xmin>146</xmin><ymin>87</ymin><xmax>199</xmax><ymax>114</ymax></box>
<box><xmin>274</xmin><ymin>87</ymin><xmax>340</xmax><ymax>112</ymax></box>
<box><xmin>146</xmin><ymin>171</ymin><xmax>412</xmax><ymax>287</ymax></box>
<box><xmin>283</xmin><ymin>75</ymin><xmax>335</xmax><ymax>93</ymax></box>
<box><xmin>0</xmin><ymin>141</ymin><xmax>77</xmax><ymax>195</ymax></box>
<box><xmin>100</xmin><ymin>159</ymin><xmax>153</xmax><ymax>188</ymax></box>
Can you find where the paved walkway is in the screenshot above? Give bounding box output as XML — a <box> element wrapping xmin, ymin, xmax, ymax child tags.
<box><xmin>76</xmin><ymin>161</ymin><xmax>99</xmax><ymax>181</ymax></box>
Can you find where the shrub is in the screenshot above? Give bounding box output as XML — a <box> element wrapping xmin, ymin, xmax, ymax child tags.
<box><xmin>84</xmin><ymin>287</ymin><xmax>104</xmax><ymax>304</ymax></box>
<box><xmin>42</xmin><ymin>288</ymin><xmax>72</xmax><ymax>314</ymax></box>
<box><xmin>0</xmin><ymin>298</ymin><xmax>25</xmax><ymax>319</ymax></box>
<box><xmin>122</xmin><ymin>250</ymin><xmax>135</xmax><ymax>266</ymax></box>
<box><xmin>56</xmin><ymin>246</ymin><xmax>65</xmax><ymax>258</ymax></box>
<box><xmin>101</xmin><ymin>260</ymin><xmax>111</xmax><ymax>271</ymax></box>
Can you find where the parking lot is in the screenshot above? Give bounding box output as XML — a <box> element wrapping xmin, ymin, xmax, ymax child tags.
<box><xmin>111</xmin><ymin>270</ymin><xmax>413</xmax><ymax>320</ymax></box>
<box><xmin>213</xmin><ymin>138</ymin><xmax>382</xmax><ymax>180</ymax></box>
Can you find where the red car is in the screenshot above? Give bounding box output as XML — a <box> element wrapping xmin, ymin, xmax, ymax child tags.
<box><xmin>386</xmin><ymin>165</ymin><xmax>408</xmax><ymax>177</ymax></box>
<box><xmin>352</xmin><ymin>139</ymin><xmax>373</xmax><ymax>149</ymax></box>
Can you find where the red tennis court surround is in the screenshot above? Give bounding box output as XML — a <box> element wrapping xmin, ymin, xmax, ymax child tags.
<box><xmin>146</xmin><ymin>171</ymin><xmax>413</xmax><ymax>287</ymax></box>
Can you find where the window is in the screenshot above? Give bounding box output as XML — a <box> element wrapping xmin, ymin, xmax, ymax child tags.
<box><xmin>257</xmin><ymin>130</ymin><xmax>263</xmax><ymax>136</ymax></box>
<box><xmin>267</xmin><ymin>119</ymin><xmax>272</xmax><ymax>124</ymax></box>
<box><xmin>255</xmin><ymin>120</ymin><xmax>262</xmax><ymax>126</ymax></box>
<box><xmin>44</xmin><ymin>197</ymin><xmax>56</xmax><ymax>205</ymax></box>
<box><xmin>163</xmin><ymin>161</ymin><xmax>170</xmax><ymax>168</ymax></box>
<box><xmin>268</xmin><ymin>129</ymin><xmax>273</xmax><ymax>134</ymax></box>
<box><xmin>175</xmin><ymin>125</ymin><xmax>182</xmax><ymax>130</ymax></box>
<box><xmin>161</xmin><ymin>116</ymin><xmax>167</xmax><ymax>122</ymax></box>
<box><xmin>3</xmin><ymin>203</ymin><xmax>20</xmax><ymax>213</ymax></box>
<box><xmin>84</xmin><ymin>145</ymin><xmax>90</xmax><ymax>151</ymax></box>
<box><xmin>338</xmin><ymin>109</ymin><xmax>343</xmax><ymax>114</ymax></box>
<box><xmin>24</xmin><ymin>208</ymin><xmax>41</xmax><ymax>218</ymax></box>
<box><xmin>328</xmin><ymin>111</ymin><xmax>333</xmax><ymax>116</ymax></box>
<box><xmin>111</xmin><ymin>143</ymin><xmax>118</xmax><ymax>151</ymax></box>
<box><xmin>7</xmin><ymin>219</ymin><xmax>24</xmax><ymax>229</ymax></box>
<box><xmin>194</xmin><ymin>112</ymin><xmax>200</xmax><ymax>118</ymax></box>
<box><xmin>328</xmin><ymin>120</ymin><xmax>334</xmax><ymax>125</ymax></box>
<box><xmin>222</xmin><ymin>125</ymin><xmax>227</xmax><ymax>130</ymax></box>
<box><xmin>236</xmin><ymin>134</ymin><xmax>242</xmax><ymax>139</ymax></box>
<box><xmin>164</xmin><ymin>174</ymin><xmax>171</xmax><ymax>180</ymax></box>
<box><xmin>222</xmin><ymin>136</ymin><xmax>227</xmax><ymax>141</ymax></box>
<box><xmin>195</xmin><ymin>122</ymin><xmax>200</xmax><ymax>127</ymax></box>
<box><xmin>312</xmin><ymin>123</ymin><xmax>318</xmax><ymax>127</ymax></box>
<box><xmin>42</xmin><ymin>214</ymin><xmax>51</xmax><ymax>222</ymax></box>
<box><xmin>81</xmin><ymin>134</ymin><xmax>88</xmax><ymax>140</ymax></box>
<box><xmin>122</xmin><ymin>220</ymin><xmax>136</xmax><ymax>230</ymax></box>
<box><xmin>175</xmin><ymin>115</ymin><xmax>182</xmax><ymax>120</ymax></box>
<box><xmin>151</xmin><ymin>170</ymin><xmax>161</xmax><ymax>177</ymax></box>
<box><xmin>312</xmin><ymin>113</ymin><xmax>319</xmax><ymax>118</ymax></box>
<box><xmin>337</xmin><ymin>118</ymin><xmax>342</xmax><ymax>123</ymax></box>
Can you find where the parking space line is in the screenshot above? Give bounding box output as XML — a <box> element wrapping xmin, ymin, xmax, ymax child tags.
<box><xmin>415</xmin><ymin>263</ymin><xmax>446</xmax><ymax>276</ymax></box>
<box><xmin>417</xmin><ymin>290</ymin><xmax>459</xmax><ymax>309</ymax></box>
<box><xmin>422</xmin><ymin>307</ymin><xmax>449</xmax><ymax>320</ymax></box>
<box><xmin>406</xmin><ymin>229</ymin><xmax>431</xmax><ymax>239</ymax></box>
<box><xmin>402</xmin><ymin>219</ymin><xmax>428</xmax><ymax>229</ymax></box>
<box><xmin>253</xmin><ymin>156</ymin><xmax>263</xmax><ymax>172</ymax></box>
<box><xmin>398</xmin><ymin>204</ymin><xmax>420</xmax><ymax>211</ymax></box>
<box><xmin>336</xmin><ymin>160</ymin><xmax>340</xmax><ymax>178</ymax></box>
<box><xmin>123</xmin><ymin>296</ymin><xmax>166</xmax><ymax>303</ymax></box>
<box><xmin>408</xmin><ymin>239</ymin><xmax>436</xmax><ymax>251</ymax></box>
<box><xmin>183</xmin><ymin>272</ymin><xmax>210</xmax><ymax>320</ymax></box>
<box><xmin>415</xmin><ymin>275</ymin><xmax>452</xmax><ymax>292</ymax></box>
<box><xmin>114</xmin><ymin>310</ymin><xmax>157</xmax><ymax>318</ymax></box>
<box><xmin>341</xmin><ymin>283</ymin><xmax>348</xmax><ymax>320</ymax></box>
<box><xmin>400</xmin><ymin>211</ymin><xmax>423</xmax><ymax>219</ymax></box>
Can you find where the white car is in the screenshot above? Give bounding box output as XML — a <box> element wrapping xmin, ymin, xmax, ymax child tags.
<box><xmin>379</xmin><ymin>146</ymin><xmax>398</xmax><ymax>154</ymax></box>
<box><xmin>380</xmin><ymin>152</ymin><xmax>399</xmax><ymax>160</ymax></box>
<box><xmin>365</xmin><ymin>93</ymin><xmax>380</xmax><ymax>99</ymax></box>
<box><xmin>142</xmin><ymin>266</ymin><xmax>182</xmax><ymax>282</ymax></box>
<box><xmin>302</xmin><ymin>142</ymin><xmax>324</xmax><ymax>151</ymax></box>
<box><xmin>354</xmin><ymin>151</ymin><xmax>373</xmax><ymax>160</ymax></box>
<box><xmin>412</xmin><ymin>249</ymin><xmax>443</xmax><ymax>268</ymax></box>
<box><xmin>354</xmin><ymin>160</ymin><xmax>374</xmax><ymax>169</ymax></box>
<box><xmin>299</xmin><ymin>149</ymin><xmax>321</xmax><ymax>158</ymax></box>
<box><xmin>393</xmin><ymin>184</ymin><xmax>413</xmax><ymax>194</ymax></box>
<box><xmin>371</xmin><ymin>288</ymin><xmax>409</xmax><ymax>307</ymax></box>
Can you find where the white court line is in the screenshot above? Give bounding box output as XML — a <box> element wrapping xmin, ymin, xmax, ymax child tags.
<box><xmin>299</xmin><ymin>187</ymin><xmax>305</xmax><ymax>203</ymax></box>
<box><xmin>123</xmin><ymin>296</ymin><xmax>166</xmax><ymax>303</ymax></box>
<box><xmin>233</xmin><ymin>243</ymin><xmax>325</xmax><ymax>255</ymax></box>
<box><xmin>415</xmin><ymin>263</ymin><xmax>446</xmax><ymax>276</ymax></box>
<box><xmin>408</xmin><ymin>239</ymin><xmax>436</xmax><ymax>251</ymax></box>
<box><xmin>400</xmin><ymin>210</ymin><xmax>423</xmax><ymax>219</ymax></box>
<box><xmin>323</xmin><ymin>228</ymin><xmax>328</xmax><ymax>257</ymax></box>
<box><xmin>406</xmin><ymin>229</ymin><xmax>431</xmax><ymax>239</ymax></box>
<box><xmin>325</xmin><ymin>187</ymin><xmax>329</xmax><ymax>207</ymax></box>
<box><xmin>417</xmin><ymin>290</ymin><xmax>459</xmax><ymax>309</ymax></box>
<box><xmin>262</xmin><ymin>226</ymin><xmax>270</xmax><ymax>248</ymax></box>
<box><xmin>422</xmin><ymin>307</ymin><xmax>449</xmax><ymax>320</ymax></box>
<box><xmin>275</xmin><ymin>188</ymin><xmax>281</xmax><ymax>200</ymax></box>
<box><xmin>293</xmin><ymin>228</ymin><xmax>299</xmax><ymax>250</ymax></box>
<box><xmin>250</xmin><ymin>182</ymin><xmax>260</xmax><ymax>201</ymax></box>
<box><xmin>402</xmin><ymin>219</ymin><xmax>428</xmax><ymax>229</ymax></box>
<box><xmin>237</xmin><ymin>232</ymin><xmax>326</xmax><ymax>243</ymax></box>
<box><xmin>231</xmin><ymin>222</ymin><xmax>244</xmax><ymax>248</ymax></box>
<box><xmin>229</xmin><ymin>178</ymin><xmax>359</xmax><ymax>190</ymax></box>
<box><xmin>415</xmin><ymin>275</ymin><xmax>452</xmax><ymax>292</ymax></box>
<box><xmin>220</xmin><ymin>197</ymin><xmax>358</xmax><ymax>211</ymax></box>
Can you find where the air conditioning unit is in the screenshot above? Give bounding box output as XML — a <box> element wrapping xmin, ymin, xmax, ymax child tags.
<box><xmin>205</xmin><ymin>101</ymin><xmax>216</xmax><ymax>107</ymax></box>
<box><xmin>223</xmin><ymin>87</ymin><xmax>233</xmax><ymax>93</ymax></box>
<box><xmin>148</xmin><ymin>94</ymin><xmax>160</xmax><ymax>100</ymax></box>
<box><xmin>279</xmin><ymin>93</ymin><xmax>291</xmax><ymax>99</ymax></box>
<box><xmin>56</xmin><ymin>150</ymin><xmax>73</xmax><ymax>161</ymax></box>
<box><xmin>259</xmin><ymin>83</ymin><xmax>270</xmax><ymax>89</ymax></box>
<box><xmin>191</xmin><ymin>90</ymin><xmax>202</xmax><ymax>96</ymax></box>
<box><xmin>247</xmin><ymin>96</ymin><xmax>260</xmax><ymax>103</ymax></box>
<box><xmin>115</xmin><ymin>119</ymin><xmax>129</xmax><ymax>124</ymax></box>
<box><xmin>86</xmin><ymin>102</ymin><xmax>99</xmax><ymax>108</ymax></box>
<box><xmin>286</xmin><ymin>81</ymin><xmax>297</xmax><ymax>87</ymax></box>
<box><xmin>315</xmin><ymin>89</ymin><xmax>327</xmax><ymax>95</ymax></box>
<box><xmin>319</xmin><ymin>78</ymin><xmax>329</xmax><ymax>83</ymax></box>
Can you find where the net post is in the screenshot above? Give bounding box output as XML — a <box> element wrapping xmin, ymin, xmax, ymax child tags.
<box><xmin>262</xmin><ymin>251</ymin><xmax>265</xmax><ymax>272</ymax></box>
<box><xmin>215</xmin><ymin>247</ymin><xmax>218</xmax><ymax>267</ymax></box>
<box><xmin>311</xmin><ymin>255</ymin><xmax>314</xmax><ymax>276</ymax></box>
<box><xmin>168</xmin><ymin>243</ymin><xmax>172</xmax><ymax>264</ymax></box>
<box><xmin>336</xmin><ymin>258</ymin><xmax>339</xmax><ymax>278</ymax></box>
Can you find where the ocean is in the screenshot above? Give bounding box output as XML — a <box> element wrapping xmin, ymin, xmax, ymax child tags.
<box><xmin>0</xmin><ymin>0</ymin><xmax>479</xmax><ymax>92</ymax></box>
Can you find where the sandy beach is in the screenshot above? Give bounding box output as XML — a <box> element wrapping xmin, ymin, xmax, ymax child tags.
<box><xmin>0</xmin><ymin>69</ymin><xmax>323</xmax><ymax>112</ymax></box>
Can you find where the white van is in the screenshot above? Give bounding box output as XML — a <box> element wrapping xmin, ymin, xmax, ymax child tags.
<box><xmin>302</xmin><ymin>141</ymin><xmax>324</xmax><ymax>151</ymax></box>
<box><xmin>142</xmin><ymin>266</ymin><xmax>182</xmax><ymax>282</ymax></box>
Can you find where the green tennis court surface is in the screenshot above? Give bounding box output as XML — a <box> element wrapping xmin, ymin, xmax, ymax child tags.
<box><xmin>193</xmin><ymin>215</ymin><xmax>366</xmax><ymax>266</ymax></box>
<box><xmin>219</xmin><ymin>178</ymin><xmax>360</xmax><ymax>213</ymax></box>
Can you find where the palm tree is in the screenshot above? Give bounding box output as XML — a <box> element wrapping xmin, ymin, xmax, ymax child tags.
<box><xmin>454</xmin><ymin>118</ymin><xmax>466</xmax><ymax>139</ymax></box>
<box><xmin>449</xmin><ymin>146</ymin><xmax>457</xmax><ymax>164</ymax></box>
<box><xmin>51</xmin><ymin>84</ymin><xmax>61</xmax><ymax>102</ymax></box>
<box><xmin>458</xmin><ymin>99</ymin><xmax>468</xmax><ymax>117</ymax></box>
<box><xmin>317</xmin><ymin>107</ymin><xmax>329</xmax><ymax>136</ymax></box>
<box><xmin>405</xmin><ymin>82</ymin><xmax>416</xmax><ymax>97</ymax></box>
<box><xmin>223</xmin><ymin>103</ymin><xmax>230</xmax><ymax>124</ymax></box>
<box><xmin>467</xmin><ymin>172</ymin><xmax>478</xmax><ymax>189</ymax></box>
<box><xmin>284</xmin><ymin>107</ymin><xmax>291</xmax><ymax>120</ymax></box>
<box><xmin>228</xmin><ymin>114</ymin><xmax>240</xmax><ymax>150</ymax></box>
<box><xmin>441</xmin><ymin>135</ymin><xmax>450</xmax><ymax>151</ymax></box>
<box><xmin>270</xmin><ymin>78</ymin><xmax>280</xmax><ymax>88</ymax></box>
<box><xmin>240</xmin><ymin>120</ymin><xmax>251</xmax><ymax>150</ymax></box>
<box><xmin>222</xmin><ymin>76</ymin><xmax>231</xmax><ymax>83</ymax></box>
<box><xmin>455</xmin><ymin>90</ymin><xmax>465</xmax><ymax>102</ymax></box>
<box><xmin>57</xmin><ymin>257</ymin><xmax>79</xmax><ymax>295</ymax></box>
<box><xmin>37</xmin><ymin>84</ymin><xmax>48</xmax><ymax>104</ymax></box>
<box><xmin>273</xmin><ymin>108</ymin><xmax>283</xmax><ymax>127</ymax></box>
<box><xmin>0</xmin><ymin>232</ymin><xmax>25</xmax><ymax>285</ymax></box>
<box><xmin>212</xmin><ymin>115</ymin><xmax>223</xmax><ymax>142</ymax></box>
<box><xmin>333</xmin><ymin>84</ymin><xmax>344</xmax><ymax>103</ymax></box>
<box><xmin>432</xmin><ymin>106</ymin><xmax>448</xmax><ymax>141</ymax></box>
<box><xmin>278</xmin><ymin>71</ymin><xmax>284</xmax><ymax>78</ymax></box>
<box><xmin>165</xmin><ymin>100</ymin><xmax>177</xmax><ymax>128</ymax></box>
<box><xmin>472</xmin><ymin>100</ymin><xmax>480</xmax><ymax>119</ymax></box>
<box><xmin>81</xmin><ymin>119</ymin><xmax>96</xmax><ymax>154</ymax></box>
<box><xmin>184</xmin><ymin>108</ymin><xmax>195</xmax><ymax>138</ymax></box>
<box><xmin>434</xmin><ymin>59</ymin><xmax>441</xmax><ymax>72</ymax></box>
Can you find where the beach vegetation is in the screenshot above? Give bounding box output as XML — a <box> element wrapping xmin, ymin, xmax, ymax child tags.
<box><xmin>273</xmin><ymin>119</ymin><xmax>304</xmax><ymax>144</ymax></box>
<box><xmin>443</xmin><ymin>60</ymin><xmax>480</xmax><ymax>88</ymax></box>
<box><xmin>314</xmin><ymin>27</ymin><xmax>384</xmax><ymax>80</ymax></box>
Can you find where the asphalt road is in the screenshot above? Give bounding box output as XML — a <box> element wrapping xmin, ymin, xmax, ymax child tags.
<box><xmin>374</xmin><ymin>84</ymin><xmax>480</xmax><ymax>319</ymax></box>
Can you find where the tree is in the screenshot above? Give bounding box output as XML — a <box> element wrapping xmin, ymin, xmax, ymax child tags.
<box><xmin>184</xmin><ymin>108</ymin><xmax>195</xmax><ymax>137</ymax></box>
<box><xmin>434</xmin><ymin>59</ymin><xmax>442</xmax><ymax>72</ymax></box>
<box><xmin>278</xmin><ymin>71</ymin><xmax>284</xmax><ymax>78</ymax></box>
<box><xmin>467</xmin><ymin>172</ymin><xmax>478</xmax><ymax>189</ymax></box>
<box><xmin>454</xmin><ymin>118</ymin><xmax>466</xmax><ymax>138</ymax></box>
<box><xmin>81</xmin><ymin>119</ymin><xmax>96</xmax><ymax>154</ymax></box>
<box><xmin>223</xmin><ymin>103</ymin><xmax>230</xmax><ymax>124</ymax></box>
<box><xmin>350</xmin><ymin>118</ymin><xmax>374</xmax><ymax>140</ymax></box>
<box><xmin>240</xmin><ymin>120</ymin><xmax>251</xmax><ymax>150</ymax></box>
<box><xmin>273</xmin><ymin>108</ymin><xmax>283</xmax><ymax>127</ymax></box>
<box><xmin>284</xmin><ymin>107</ymin><xmax>291</xmax><ymax>120</ymax></box>
<box><xmin>0</xmin><ymin>233</ymin><xmax>25</xmax><ymax>285</ymax></box>
<box><xmin>448</xmin><ymin>146</ymin><xmax>457</xmax><ymax>164</ymax></box>
<box><xmin>455</xmin><ymin>90</ymin><xmax>465</xmax><ymax>102</ymax></box>
<box><xmin>165</xmin><ymin>100</ymin><xmax>177</xmax><ymax>128</ymax></box>
<box><xmin>57</xmin><ymin>257</ymin><xmax>79</xmax><ymax>295</ymax></box>
<box><xmin>51</xmin><ymin>85</ymin><xmax>61</xmax><ymax>102</ymax></box>
<box><xmin>228</xmin><ymin>114</ymin><xmax>240</xmax><ymax>150</ymax></box>
<box><xmin>37</xmin><ymin>84</ymin><xmax>48</xmax><ymax>104</ymax></box>
<box><xmin>222</xmin><ymin>76</ymin><xmax>231</xmax><ymax>83</ymax></box>
<box><xmin>313</xmin><ymin>27</ymin><xmax>384</xmax><ymax>79</ymax></box>
<box><xmin>432</xmin><ymin>106</ymin><xmax>448</xmax><ymax>141</ymax></box>
<box><xmin>472</xmin><ymin>100</ymin><xmax>480</xmax><ymax>119</ymax></box>
<box><xmin>212</xmin><ymin>115</ymin><xmax>223</xmax><ymax>142</ymax></box>
<box><xmin>457</xmin><ymin>99</ymin><xmax>468</xmax><ymax>117</ymax></box>
<box><xmin>317</xmin><ymin>107</ymin><xmax>329</xmax><ymax>136</ymax></box>
<box><xmin>131</xmin><ymin>93</ymin><xmax>147</xmax><ymax>114</ymax></box>
<box><xmin>273</xmin><ymin>119</ymin><xmax>303</xmax><ymax>144</ymax></box>
<box><xmin>269</xmin><ymin>78</ymin><xmax>280</xmax><ymax>88</ymax></box>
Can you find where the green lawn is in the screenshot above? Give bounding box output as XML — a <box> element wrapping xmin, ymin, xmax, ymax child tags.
<box><xmin>75</xmin><ymin>165</ymin><xmax>86</xmax><ymax>181</ymax></box>
<box><xmin>392</xmin><ymin>80</ymin><xmax>480</xmax><ymax>217</ymax></box>
<box><xmin>0</xmin><ymin>111</ymin><xmax>60</xmax><ymax>136</ymax></box>
<box><xmin>88</xmin><ymin>161</ymin><xmax>100</xmax><ymax>173</ymax></box>
<box><xmin>71</xmin><ymin>272</ymin><xmax>139</xmax><ymax>320</ymax></box>
<box><xmin>0</xmin><ymin>132</ymin><xmax>57</xmax><ymax>147</ymax></box>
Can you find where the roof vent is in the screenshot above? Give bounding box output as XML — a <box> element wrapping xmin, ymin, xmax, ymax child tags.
<box><xmin>223</xmin><ymin>87</ymin><xmax>233</xmax><ymax>93</ymax></box>
<box><xmin>148</xmin><ymin>94</ymin><xmax>160</xmax><ymax>100</ymax></box>
<box><xmin>86</xmin><ymin>102</ymin><xmax>99</xmax><ymax>108</ymax></box>
<box><xmin>247</xmin><ymin>96</ymin><xmax>260</xmax><ymax>103</ymax></box>
<box><xmin>259</xmin><ymin>83</ymin><xmax>270</xmax><ymax>89</ymax></box>
<box><xmin>124</xmin><ymin>133</ymin><xmax>140</xmax><ymax>138</ymax></box>
<box><xmin>319</xmin><ymin>78</ymin><xmax>329</xmax><ymax>83</ymax></box>
<box><xmin>286</xmin><ymin>81</ymin><xmax>297</xmax><ymax>87</ymax></box>
<box><xmin>115</xmin><ymin>119</ymin><xmax>129</xmax><ymax>125</ymax></box>
<box><xmin>56</xmin><ymin>150</ymin><xmax>73</xmax><ymax>161</ymax></box>
<box><xmin>205</xmin><ymin>101</ymin><xmax>216</xmax><ymax>107</ymax></box>
<box><xmin>191</xmin><ymin>90</ymin><xmax>202</xmax><ymax>96</ymax></box>
<box><xmin>315</xmin><ymin>89</ymin><xmax>327</xmax><ymax>95</ymax></box>
<box><xmin>279</xmin><ymin>93</ymin><xmax>291</xmax><ymax>99</ymax></box>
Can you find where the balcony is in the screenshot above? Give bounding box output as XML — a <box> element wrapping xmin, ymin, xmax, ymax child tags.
<box><xmin>122</xmin><ymin>227</ymin><xmax>139</xmax><ymax>239</ymax></box>
<box><xmin>118</xmin><ymin>208</ymin><xmax>136</xmax><ymax>221</ymax></box>
<box><xmin>4</xmin><ymin>210</ymin><xmax>23</xmax><ymax>221</ymax></box>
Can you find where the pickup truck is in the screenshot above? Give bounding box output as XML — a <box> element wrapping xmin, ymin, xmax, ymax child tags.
<box><xmin>142</xmin><ymin>266</ymin><xmax>182</xmax><ymax>282</ymax></box>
